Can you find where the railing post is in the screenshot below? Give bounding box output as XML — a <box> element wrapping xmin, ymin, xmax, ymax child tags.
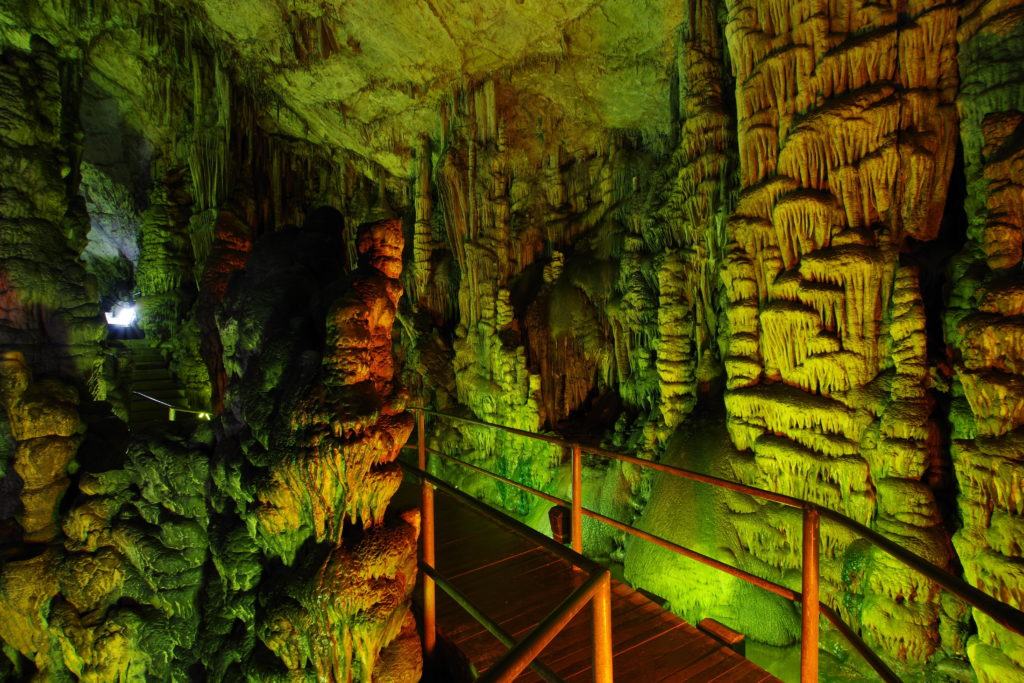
<box><xmin>800</xmin><ymin>504</ymin><xmax>820</xmax><ymax>683</ymax></box>
<box><xmin>419</xmin><ymin>409</ymin><xmax>436</xmax><ymax>660</ymax></box>
<box><xmin>593</xmin><ymin>570</ymin><xmax>613</xmax><ymax>683</ymax></box>
<box><xmin>571</xmin><ymin>443</ymin><xmax>583</xmax><ymax>555</ymax></box>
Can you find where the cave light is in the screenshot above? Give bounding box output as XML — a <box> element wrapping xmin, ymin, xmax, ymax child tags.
<box><xmin>104</xmin><ymin>303</ymin><xmax>136</xmax><ymax>326</ymax></box>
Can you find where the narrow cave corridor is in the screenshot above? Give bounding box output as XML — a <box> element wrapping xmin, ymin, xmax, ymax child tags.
<box><xmin>1</xmin><ymin>1</ymin><xmax>1024</xmax><ymax>681</ymax></box>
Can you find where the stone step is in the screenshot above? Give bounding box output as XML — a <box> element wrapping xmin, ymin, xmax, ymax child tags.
<box><xmin>132</xmin><ymin>382</ymin><xmax>182</xmax><ymax>393</ymax></box>
<box><xmin>123</xmin><ymin>341</ymin><xmax>193</xmax><ymax>429</ymax></box>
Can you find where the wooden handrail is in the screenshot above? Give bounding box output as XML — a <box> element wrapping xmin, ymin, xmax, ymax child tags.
<box><xmin>421</xmin><ymin>445</ymin><xmax>896</xmax><ymax>681</ymax></box>
<box><xmin>412</xmin><ymin>407</ymin><xmax>1024</xmax><ymax>682</ymax></box>
<box><xmin>817</xmin><ymin>506</ymin><xmax>1024</xmax><ymax>638</ymax></box>
<box><xmin>577</xmin><ymin>497</ymin><xmax>801</xmax><ymax>602</ymax></box>
<box><xmin>801</xmin><ymin>505</ymin><xmax>820</xmax><ymax>683</ymax></box>
<box><xmin>571</xmin><ymin>443</ymin><xmax>583</xmax><ymax>554</ymax></box>
<box><xmin>403</xmin><ymin>462</ymin><xmax>604</xmax><ymax>574</ymax></box>
<box><xmin>420</xmin><ymin>563</ymin><xmax>561</xmax><ymax>683</ymax></box>
<box><xmin>417</xmin><ymin>411</ymin><xmax>436</xmax><ymax>661</ymax></box>
<box><xmin>418</xmin><ymin>408</ymin><xmax>805</xmax><ymax>507</ymax></box>
<box><xmin>410</xmin><ymin>445</ymin><xmax>566</xmax><ymax>507</ymax></box>
<box><xmin>404</xmin><ymin>443</ymin><xmax>800</xmax><ymax>602</ymax></box>
<box><xmin>479</xmin><ymin>570</ymin><xmax>612</xmax><ymax>683</ymax></box>
<box><xmin>821</xmin><ymin>604</ymin><xmax>901</xmax><ymax>683</ymax></box>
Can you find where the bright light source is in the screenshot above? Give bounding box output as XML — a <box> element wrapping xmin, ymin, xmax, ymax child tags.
<box><xmin>104</xmin><ymin>304</ymin><xmax>136</xmax><ymax>326</ymax></box>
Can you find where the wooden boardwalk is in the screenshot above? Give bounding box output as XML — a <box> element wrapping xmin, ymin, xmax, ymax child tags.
<box><xmin>394</xmin><ymin>480</ymin><xmax>779</xmax><ymax>682</ymax></box>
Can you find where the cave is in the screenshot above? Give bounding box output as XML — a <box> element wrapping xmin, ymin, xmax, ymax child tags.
<box><xmin>1</xmin><ymin>0</ymin><xmax>1023</xmax><ymax>681</ymax></box>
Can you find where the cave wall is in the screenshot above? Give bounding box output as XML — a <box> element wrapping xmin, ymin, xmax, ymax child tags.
<box><xmin>948</xmin><ymin>0</ymin><xmax>1024</xmax><ymax>678</ymax></box>
<box><xmin>0</xmin><ymin>38</ymin><xmax>105</xmax><ymax>388</ymax></box>
<box><xmin>395</xmin><ymin>2</ymin><xmax>1024</xmax><ymax>680</ymax></box>
<box><xmin>0</xmin><ymin>15</ymin><xmax>420</xmax><ymax>682</ymax></box>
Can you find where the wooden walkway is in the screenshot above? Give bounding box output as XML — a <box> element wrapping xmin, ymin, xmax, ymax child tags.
<box><xmin>394</xmin><ymin>480</ymin><xmax>779</xmax><ymax>682</ymax></box>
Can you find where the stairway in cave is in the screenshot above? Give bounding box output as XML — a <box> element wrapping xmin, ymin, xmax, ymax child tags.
<box><xmin>122</xmin><ymin>339</ymin><xmax>191</xmax><ymax>429</ymax></box>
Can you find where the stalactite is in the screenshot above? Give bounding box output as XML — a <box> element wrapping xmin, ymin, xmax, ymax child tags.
<box><xmin>409</xmin><ymin>137</ymin><xmax>433</xmax><ymax>307</ymax></box>
<box><xmin>5</xmin><ymin>1</ymin><xmax>1024</xmax><ymax>680</ymax></box>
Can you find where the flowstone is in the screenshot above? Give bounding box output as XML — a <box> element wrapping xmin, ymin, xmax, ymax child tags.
<box><xmin>3</xmin><ymin>1</ymin><xmax>1024</xmax><ymax>680</ymax></box>
<box><xmin>716</xmin><ymin>0</ymin><xmax>961</xmax><ymax>668</ymax></box>
<box><xmin>0</xmin><ymin>39</ymin><xmax>105</xmax><ymax>384</ymax></box>
<box><xmin>0</xmin><ymin>378</ymin><xmax>213</xmax><ymax>680</ymax></box>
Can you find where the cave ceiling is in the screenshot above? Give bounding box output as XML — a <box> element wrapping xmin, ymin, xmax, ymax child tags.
<box><xmin>0</xmin><ymin>0</ymin><xmax>684</xmax><ymax>174</ymax></box>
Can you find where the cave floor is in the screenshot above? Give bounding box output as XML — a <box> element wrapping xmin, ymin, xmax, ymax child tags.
<box><xmin>393</xmin><ymin>481</ymin><xmax>779</xmax><ymax>682</ymax></box>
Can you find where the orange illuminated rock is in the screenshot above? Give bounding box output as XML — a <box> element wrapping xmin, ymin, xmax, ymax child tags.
<box><xmin>248</xmin><ymin>217</ymin><xmax>418</xmax><ymax>679</ymax></box>
<box><xmin>259</xmin><ymin>509</ymin><xmax>420</xmax><ymax>680</ymax></box>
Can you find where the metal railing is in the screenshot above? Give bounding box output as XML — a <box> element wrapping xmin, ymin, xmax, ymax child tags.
<box><xmin>409</xmin><ymin>407</ymin><xmax>1024</xmax><ymax>683</ymax></box>
<box><xmin>132</xmin><ymin>391</ymin><xmax>212</xmax><ymax>421</ymax></box>
<box><xmin>403</xmin><ymin>411</ymin><xmax>613</xmax><ymax>682</ymax></box>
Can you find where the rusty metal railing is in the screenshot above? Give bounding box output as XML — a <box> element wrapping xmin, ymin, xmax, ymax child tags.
<box><xmin>410</xmin><ymin>407</ymin><xmax>1024</xmax><ymax>683</ymax></box>
<box><xmin>402</xmin><ymin>410</ymin><xmax>613</xmax><ymax>683</ymax></box>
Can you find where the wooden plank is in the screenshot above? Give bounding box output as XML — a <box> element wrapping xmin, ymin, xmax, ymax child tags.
<box><xmin>447</xmin><ymin>546</ymin><xmax>545</xmax><ymax>580</ymax></box>
<box><xmin>666</xmin><ymin>647</ymin><xmax>737</xmax><ymax>680</ymax></box>
<box><xmin>444</xmin><ymin>563</ymin><xmax>577</xmax><ymax>645</ymax></box>
<box><xmin>450</xmin><ymin>572</ymin><xmax>575</xmax><ymax>645</ymax></box>
<box><xmin>560</xmin><ymin>622</ymin><xmax>692</xmax><ymax>682</ymax></box>
<box><xmin>554</xmin><ymin>612</ymin><xmax>696</xmax><ymax>680</ymax></box>
<box><xmin>529</xmin><ymin>590</ymin><xmax>673</xmax><ymax>677</ymax></box>
<box><xmin>706</xmin><ymin>661</ymin><xmax>777</xmax><ymax>683</ymax></box>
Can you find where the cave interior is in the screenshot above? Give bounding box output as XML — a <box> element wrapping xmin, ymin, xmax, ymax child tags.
<box><xmin>1</xmin><ymin>0</ymin><xmax>1024</xmax><ymax>681</ymax></box>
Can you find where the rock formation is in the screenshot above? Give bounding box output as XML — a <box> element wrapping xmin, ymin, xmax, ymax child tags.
<box><xmin>0</xmin><ymin>38</ymin><xmax>105</xmax><ymax>385</ymax></box>
<box><xmin>947</xmin><ymin>0</ymin><xmax>1024</xmax><ymax>678</ymax></box>
<box><xmin>717</xmin><ymin>0</ymin><xmax>960</xmax><ymax>668</ymax></box>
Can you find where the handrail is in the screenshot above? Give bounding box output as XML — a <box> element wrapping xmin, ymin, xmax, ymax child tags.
<box><xmin>403</xmin><ymin>461</ymin><xmax>604</xmax><ymax>575</ymax></box>
<box><xmin>403</xmin><ymin>410</ymin><xmax>613</xmax><ymax>683</ymax></box>
<box><xmin>821</xmin><ymin>603</ymin><xmax>894</xmax><ymax>682</ymax></box>
<box><xmin>418</xmin><ymin>407</ymin><xmax>1024</xmax><ymax>637</ymax></box>
<box><xmin>402</xmin><ymin>443</ymin><xmax>799</xmax><ymax>602</ymax></box>
<box><xmin>132</xmin><ymin>391</ymin><xmax>211</xmax><ymax>419</ymax></box>
<box><xmin>416</xmin><ymin>445</ymin><xmax>567</xmax><ymax>507</ymax></box>
<box><xmin>480</xmin><ymin>569</ymin><xmax>612</xmax><ymax>683</ymax></box>
<box><xmin>420</xmin><ymin>563</ymin><xmax>561</xmax><ymax>683</ymax></box>
<box><xmin>419</xmin><ymin>408</ymin><xmax>804</xmax><ymax>507</ymax></box>
<box><xmin>413</xmin><ymin>407</ymin><xmax>1024</xmax><ymax>682</ymax></box>
<box><xmin>816</xmin><ymin>506</ymin><xmax>1024</xmax><ymax>637</ymax></box>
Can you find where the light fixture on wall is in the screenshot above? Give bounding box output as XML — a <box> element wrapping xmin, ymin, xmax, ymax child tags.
<box><xmin>104</xmin><ymin>303</ymin><xmax>137</xmax><ymax>326</ymax></box>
